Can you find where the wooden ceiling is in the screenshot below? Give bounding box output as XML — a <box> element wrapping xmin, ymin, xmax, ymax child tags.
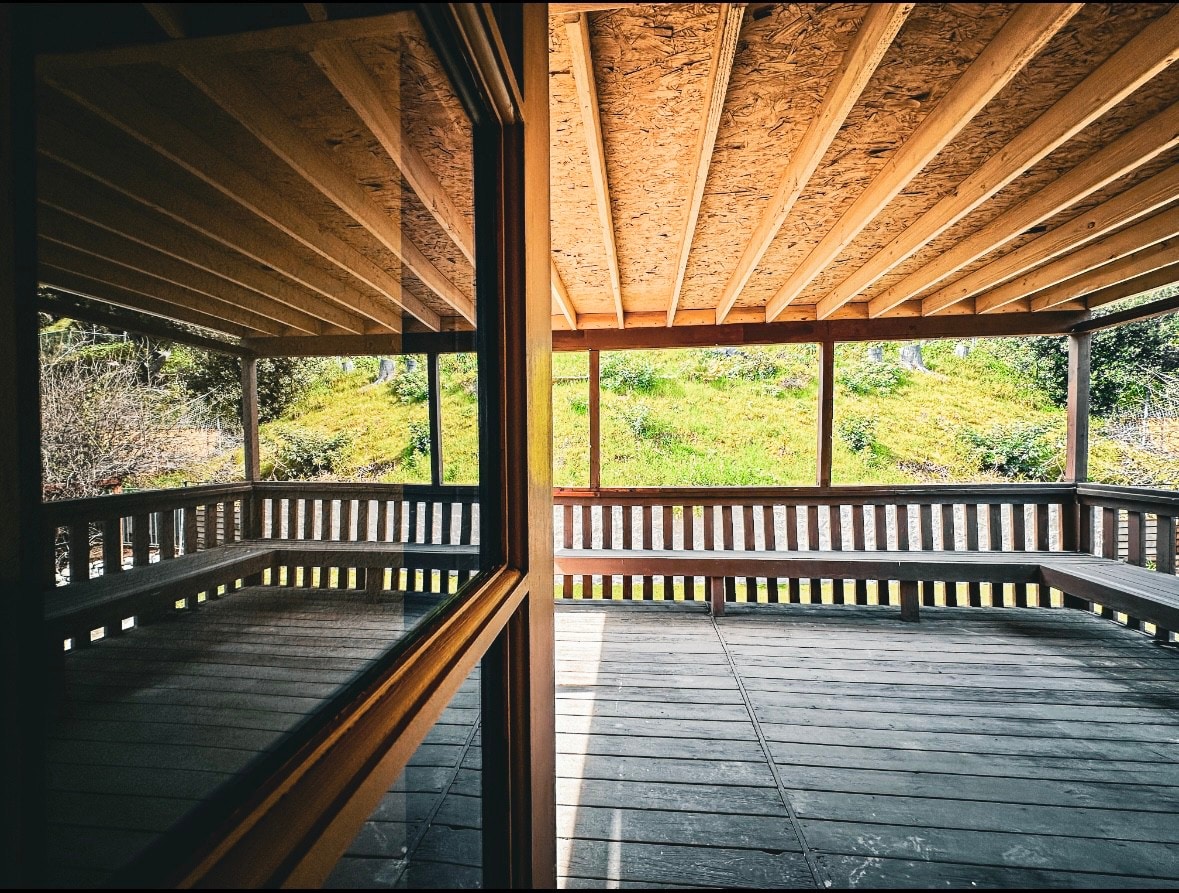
<box><xmin>549</xmin><ymin>2</ymin><xmax>1179</xmax><ymax>333</ymax></box>
<box><xmin>27</xmin><ymin>3</ymin><xmax>1179</xmax><ymax>349</ymax></box>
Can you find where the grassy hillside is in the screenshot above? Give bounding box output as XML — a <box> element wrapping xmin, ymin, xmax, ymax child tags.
<box><xmin>160</xmin><ymin>339</ymin><xmax>1179</xmax><ymax>490</ymax></box>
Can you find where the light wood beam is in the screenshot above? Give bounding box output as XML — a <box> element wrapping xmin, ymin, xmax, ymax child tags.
<box><xmin>178</xmin><ymin>59</ymin><xmax>475</xmax><ymax>324</ymax></box>
<box><xmin>931</xmin><ymin>162</ymin><xmax>1179</xmax><ymax>315</ymax></box>
<box><xmin>588</xmin><ymin>348</ymin><xmax>601</xmax><ymax>489</ymax></box>
<box><xmin>39</xmin><ymin>114</ymin><xmax>403</xmax><ymax>332</ymax></box>
<box><xmin>1026</xmin><ymin>235</ymin><xmax>1179</xmax><ymax>312</ymax></box>
<box><xmin>566</xmin><ymin>12</ymin><xmax>624</xmax><ymax>328</ymax></box>
<box><xmin>551</xmin><ymin>259</ymin><xmax>578</xmax><ymax>329</ymax></box>
<box><xmin>820</xmin><ymin>5</ymin><xmax>1179</xmax><ymax>320</ymax></box>
<box><xmin>975</xmin><ymin>204</ymin><xmax>1179</xmax><ymax>313</ymax></box>
<box><xmin>1081</xmin><ymin>260</ymin><xmax>1179</xmax><ymax>311</ymax></box>
<box><xmin>312</xmin><ymin>40</ymin><xmax>475</xmax><ymax>266</ymax></box>
<box><xmin>764</xmin><ymin>3</ymin><xmax>1080</xmax><ymax>322</ymax></box>
<box><xmin>881</xmin><ymin>104</ymin><xmax>1179</xmax><ymax>317</ymax></box>
<box><xmin>39</xmin><ymin>162</ymin><xmax>368</xmax><ymax>333</ymax></box>
<box><xmin>39</xmin><ymin>241</ymin><xmax>291</xmax><ymax>336</ymax></box>
<box><xmin>38</xmin><ymin>207</ymin><xmax>323</xmax><ymax>334</ymax></box>
<box><xmin>667</xmin><ymin>3</ymin><xmax>746</xmax><ymax>326</ymax></box>
<box><xmin>48</xmin><ymin>72</ymin><xmax>438</xmax><ymax>328</ymax></box>
<box><xmin>40</xmin><ymin>265</ymin><xmax>260</xmax><ymax>338</ymax></box>
<box><xmin>143</xmin><ymin>3</ymin><xmax>185</xmax><ymax>39</ymax></box>
<box><xmin>713</xmin><ymin>3</ymin><xmax>911</xmax><ymax>324</ymax></box>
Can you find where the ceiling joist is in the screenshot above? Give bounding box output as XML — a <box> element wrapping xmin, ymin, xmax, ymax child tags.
<box><xmin>1028</xmin><ymin>237</ymin><xmax>1179</xmax><ymax>312</ymax></box>
<box><xmin>714</xmin><ymin>2</ymin><xmax>912</xmax><ymax>325</ymax></box>
<box><xmin>819</xmin><ymin>4</ymin><xmax>1179</xmax><ymax>320</ymax></box>
<box><xmin>1081</xmin><ymin>261</ymin><xmax>1179</xmax><ymax>312</ymax></box>
<box><xmin>551</xmin><ymin>259</ymin><xmax>578</xmax><ymax>330</ymax></box>
<box><xmin>763</xmin><ymin>2</ymin><xmax>1081</xmax><ymax>322</ymax></box>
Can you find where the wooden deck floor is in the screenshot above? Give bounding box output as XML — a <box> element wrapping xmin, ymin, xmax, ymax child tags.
<box><xmin>47</xmin><ymin>595</ymin><xmax>1179</xmax><ymax>887</ymax></box>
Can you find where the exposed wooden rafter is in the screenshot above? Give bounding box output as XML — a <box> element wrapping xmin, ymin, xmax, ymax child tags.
<box><xmin>38</xmin><ymin>114</ymin><xmax>403</xmax><ymax>333</ymax></box>
<box><xmin>1028</xmin><ymin>236</ymin><xmax>1179</xmax><ymax>312</ymax></box>
<box><xmin>551</xmin><ymin>259</ymin><xmax>578</xmax><ymax>329</ymax></box>
<box><xmin>713</xmin><ymin>3</ymin><xmax>912</xmax><ymax>325</ymax></box>
<box><xmin>47</xmin><ymin>71</ymin><xmax>437</xmax><ymax>328</ymax></box>
<box><xmin>818</xmin><ymin>4</ymin><xmax>1179</xmax><ymax>320</ymax></box>
<box><xmin>565</xmin><ymin>11</ymin><xmax>624</xmax><ymax>328</ymax></box>
<box><xmin>1081</xmin><ymin>261</ymin><xmax>1179</xmax><ymax>312</ymax></box>
<box><xmin>143</xmin><ymin>3</ymin><xmax>186</xmax><ymax>39</ymax></box>
<box><xmin>666</xmin><ymin>2</ymin><xmax>746</xmax><ymax>327</ymax></box>
<box><xmin>974</xmin><ymin>205</ymin><xmax>1179</xmax><ymax>313</ymax></box>
<box><xmin>763</xmin><ymin>3</ymin><xmax>1080</xmax><ymax>322</ymax></box>
<box><xmin>927</xmin><ymin>163</ymin><xmax>1179</xmax><ymax>315</ymax></box>
<box><xmin>178</xmin><ymin>59</ymin><xmax>475</xmax><ymax>325</ymax></box>
<box><xmin>872</xmin><ymin>103</ymin><xmax>1179</xmax><ymax>317</ymax></box>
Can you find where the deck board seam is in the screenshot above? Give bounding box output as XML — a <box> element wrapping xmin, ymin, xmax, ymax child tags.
<box><xmin>710</xmin><ymin>613</ymin><xmax>825</xmax><ymax>889</ymax></box>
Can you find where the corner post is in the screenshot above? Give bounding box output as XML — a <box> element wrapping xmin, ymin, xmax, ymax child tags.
<box><xmin>428</xmin><ymin>352</ymin><xmax>444</xmax><ymax>487</ymax></box>
<box><xmin>588</xmin><ymin>348</ymin><xmax>601</xmax><ymax>489</ymax></box>
<box><xmin>240</xmin><ymin>357</ymin><xmax>262</xmax><ymax>546</ymax></box>
<box><xmin>817</xmin><ymin>338</ymin><xmax>835</xmax><ymax>489</ymax></box>
<box><xmin>1065</xmin><ymin>332</ymin><xmax>1091</xmax><ymax>551</ymax></box>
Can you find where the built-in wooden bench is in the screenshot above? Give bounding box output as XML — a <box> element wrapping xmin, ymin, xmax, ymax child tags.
<box><xmin>46</xmin><ymin>539</ymin><xmax>481</xmax><ymax>651</ymax></box>
<box><xmin>555</xmin><ymin>547</ymin><xmax>1179</xmax><ymax>633</ymax></box>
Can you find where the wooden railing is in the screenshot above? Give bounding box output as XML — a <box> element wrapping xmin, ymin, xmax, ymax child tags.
<box><xmin>1077</xmin><ymin>483</ymin><xmax>1179</xmax><ymax>573</ymax></box>
<box><xmin>553</xmin><ymin>484</ymin><xmax>1078</xmax><ymax>607</ymax></box>
<box><xmin>42</xmin><ymin>482</ymin><xmax>251</xmax><ymax>588</ymax></box>
<box><xmin>253</xmin><ymin>482</ymin><xmax>480</xmax><ymax>592</ymax></box>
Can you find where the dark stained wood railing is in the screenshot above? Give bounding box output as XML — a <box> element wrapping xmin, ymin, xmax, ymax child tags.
<box><xmin>253</xmin><ymin>482</ymin><xmax>480</xmax><ymax>593</ymax></box>
<box><xmin>553</xmin><ymin>484</ymin><xmax>1078</xmax><ymax>608</ymax></box>
<box><xmin>1077</xmin><ymin>483</ymin><xmax>1179</xmax><ymax>572</ymax></box>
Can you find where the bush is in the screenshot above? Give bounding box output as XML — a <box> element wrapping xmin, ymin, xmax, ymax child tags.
<box><xmin>406</xmin><ymin>419</ymin><xmax>431</xmax><ymax>457</ymax></box>
<box><xmin>440</xmin><ymin>353</ymin><xmax>479</xmax><ymax>400</ymax></box>
<box><xmin>617</xmin><ymin>402</ymin><xmax>677</xmax><ymax>446</ymax></box>
<box><xmin>172</xmin><ymin>351</ymin><xmax>336</xmax><ymax>423</ymax></box>
<box><xmin>959</xmin><ymin>423</ymin><xmax>1060</xmax><ymax>480</ymax></box>
<box><xmin>698</xmin><ymin>347</ymin><xmax>784</xmax><ymax>382</ymax></box>
<box><xmin>600</xmin><ymin>353</ymin><xmax>658</xmax><ymax>393</ymax></box>
<box><xmin>567</xmin><ymin>394</ymin><xmax>588</xmax><ymax>415</ymax></box>
<box><xmin>837</xmin><ymin>415</ymin><xmax>877</xmax><ymax>453</ymax></box>
<box><xmin>838</xmin><ymin>358</ymin><xmax>908</xmax><ymax>396</ymax></box>
<box><xmin>267</xmin><ymin>427</ymin><xmax>350</xmax><ymax>479</ymax></box>
<box><xmin>389</xmin><ymin>364</ymin><xmax>429</xmax><ymax>403</ymax></box>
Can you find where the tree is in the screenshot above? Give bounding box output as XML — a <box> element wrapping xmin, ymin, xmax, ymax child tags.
<box><xmin>170</xmin><ymin>349</ymin><xmax>336</xmax><ymax>424</ymax></box>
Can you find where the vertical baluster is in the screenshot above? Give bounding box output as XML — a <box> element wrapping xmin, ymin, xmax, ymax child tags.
<box><xmin>222</xmin><ymin>499</ymin><xmax>235</xmax><ymax>544</ymax></box>
<box><xmin>358</xmin><ymin>497</ymin><xmax>372</xmax><ymax>542</ymax></box>
<box><xmin>102</xmin><ymin>518</ymin><xmax>123</xmax><ymax>576</ymax></box>
<box><xmin>806</xmin><ymin>504</ymin><xmax>820</xmax><ymax>603</ymax></box>
<box><xmin>376</xmin><ymin>498</ymin><xmax>389</xmax><ymax>543</ymax></box>
<box><xmin>1011</xmin><ymin>503</ymin><xmax>1027</xmax><ymax>607</ymax></box>
<box><xmin>940</xmin><ymin>503</ymin><xmax>956</xmax><ymax>606</ymax></box>
<box><xmin>966</xmin><ymin>504</ymin><xmax>981</xmax><ymax>607</ymax></box>
<box><xmin>852</xmin><ymin>504</ymin><xmax>867</xmax><ymax>605</ymax></box>
<box><xmin>874</xmin><ymin>503</ymin><xmax>888</xmax><ymax>606</ymax></box>
<box><xmin>1128</xmin><ymin>511</ymin><xmax>1145</xmax><ymax>566</ymax></box>
<box><xmin>721</xmin><ymin>505</ymin><xmax>734</xmax><ymax>603</ymax></box>
<box><xmin>340</xmin><ymin>497</ymin><xmax>354</xmax><ymax>542</ymax></box>
<box><xmin>1035</xmin><ymin>503</ymin><xmax>1050</xmax><ymax>550</ymax></box>
<box><xmin>562</xmin><ymin>504</ymin><xmax>574</xmax><ymax>599</ymax></box>
<box><xmin>897</xmin><ymin>504</ymin><xmax>910</xmax><ymax>551</ymax></box>
<box><xmin>601</xmin><ymin>503</ymin><xmax>614</xmax><ymax>600</ymax></box>
<box><xmin>785</xmin><ymin>504</ymin><xmax>800</xmax><ymax>603</ymax></box>
<box><xmin>205</xmin><ymin>503</ymin><xmax>219</xmax><ymax>549</ymax></box>
<box><xmin>918</xmin><ymin>504</ymin><xmax>934</xmax><ymax>606</ymax></box>
<box><xmin>68</xmin><ymin>522</ymin><xmax>90</xmax><ymax>584</ymax></box>
<box><xmin>661</xmin><ymin>505</ymin><xmax>674</xmax><ymax>599</ymax></box>
<box><xmin>763</xmin><ymin>505</ymin><xmax>779</xmax><ymax>604</ymax></box>
<box><xmin>283</xmin><ymin>496</ymin><xmax>296</xmax><ymax>542</ymax></box>
<box><xmin>683</xmin><ymin>504</ymin><xmax>696</xmax><ymax>601</ymax></box>
<box><xmin>1078</xmin><ymin>501</ymin><xmax>1093</xmax><ymax>554</ymax></box>
<box><xmin>742</xmin><ymin>504</ymin><xmax>757</xmax><ymax>602</ymax></box>
<box><xmin>622</xmin><ymin>504</ymin><xmax>634</xmax><ymax>600</ymax></box>
<box><xmin>1101</xmin><ymin>506</ymin><xmax>1117</xmax><ymax>559</ymax></box>
<box><xmin>1158</xmin><ymin>514</ymin><xmax>1176</xmax><ymax>575</ymax></box>
<box><xmin>131</xmin><ymin>514</ymin><xmax>150</xmax><ymax>567</ymax></box>
<box><xmin>183</xmin><ymin>505</ymin><xmax>199</xmax><ymax>555</ymax></box>
<box><xmin>159</xmin><ymin>508</ymin><xmax>176</xmax><ymax>561</ymax></box>
<box><xmin>642</xmin><ymin>505</ymin><xmax>654</xmax><ymax>600</ymax></box>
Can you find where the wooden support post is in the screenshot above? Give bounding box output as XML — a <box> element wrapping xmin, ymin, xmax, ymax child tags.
<box><xmin>588</xmin><ymin>348</ymin><xmax>601</xmax><ymax>489</ymax></box>
<box><xmin>817</xmin><ymin>339</ymin><xmax>835</xmax><ymax>488</ymax></box>
<box><xmin>428</xmin><ymin>352</ymin><xmax>443</xmax><ymax>487</ymax></box>
<box><xmin>240</xmin><ymin>356</ymin><xmax>262</xmax><ymax>581</ymax></box>
<box><xmin>1066</xmin><ymin>332</ymin><xmax>1091</xmax><ymax>483</ymax></box>
<box><xmin>0</xmin><ymin>7</ymin><xmax>45</xmax><ymax>883</ymax></box>
<box><xmin>899</xmin><ymin>579</ymin><xmax>920</xmax><ymax>622</ymax></box>
<box><xmin>710</xmin><ymin>576</ymin><xmax>726</xmax><ymax>617</ymax></box>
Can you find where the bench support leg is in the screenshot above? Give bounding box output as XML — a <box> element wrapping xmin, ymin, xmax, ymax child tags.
<box><xmin>900</xmin><ymin>580</ymin><xmax>920</xmax><ymax>623</ymax></box>
<box><xmin>709</xmin><ymin>577</ymin><xmax>725</xmax><ymax>617</ymax></box>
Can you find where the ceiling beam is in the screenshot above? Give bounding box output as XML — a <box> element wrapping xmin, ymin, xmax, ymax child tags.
<box><xmin>48</xmin><ymin>71</ymin><xmax>436</xmax><ymax>328</ymax></box>
<box><xmin>974</xmin><ymin>205</ymin><xmax>1179</xmax><ymax>312</ymax></box>
<box><xmin>666</xmin><ymin>2</ymin><xmax>746</xmax><ymax>326</ymax></box>
<box><xmin>1081</xmin><ymin>260</ymin><xmax>1179</xmax><ymax>311</ymax></box>
<box><xmin>565</xmin><ymin>12</ymin><xmax>624</xmax><ymax>328</ymax></box>
<box><xmin>38</xmin><ymin>11</ymin><xmax>415</xmax><ymax>74</ymax></box>
<box><xmin>713</xmin><ymin>3</ymin><xmax>912</xmax><ymax>325</ymax></box>
<box><xmin>552</xmin><ymin>309</ymin><xmax>1087</xmax><ymax>351</ymax></box>
<box><xmin>177</xmin><ymin>59</ymin><xmax>475</xmax><ymax>325</ymax></box>
<box><xmin>926</xmin><ymin>162</ymin><xmax>1179</xmax><ymax>315</ymax></box>
<box><xmin>38</xmin><ymin>242</ymin><xmax>291</xmax><ymax>336</ymax></box>
<box><xmin>877</xmin><ymin>105</ymin><xmax>1179</xmax><ymax>318</ymax></box>
<box><xmin>763</xmin><ymin>3</ymin><xmax>1080</xmax><ymax>322</ymax></box>
<box><xmin>40</xmin><ymin>288</ymin><xmax>251</xmax><ymax>356</ymax></box>
<box><xmin>39</xmin><ymin>113</ymin><xmax>402</xmax><ymax>333</ymax></box>
<box><xmin>1072</xmin><ymin>277</ymin><xmax>1179</xmax><ymax>332</ymax></box>
<box><xmin>244</xmin><ymin>330</ymin><xmax>477</xmax><ymax>357</ymax></box>
<box><xmin>39</xmin><ymin>161</ymin><xmax>369</xmax><ymax>333</ymax></box>
<box><xmin>311</xmin><ymin>39</ymin><xmax>476</xmax><ymax>266</ymax></box>
<box><xmin>551</xmin><ymin>259</ymin><xmax>578</xmax><ymax>330</ymax></box>
<box><xmin>40</xmin><ymin>263</ymin><xmax>260</xmax><ymax>339</ymax></box>
<box><xmin>38</xmin><ymin>207</ymin><xmax>323</xmax><ymax>335</ymax></box>
<box><xmin>818</xmin><ymin>5</ymin><xmax>1179</xmax><ymax>320</ymax></box>
<box><xmin>1028</xmin><ymin>237</ymin><xmax>1179</xmax><ymax>311</ymax></box>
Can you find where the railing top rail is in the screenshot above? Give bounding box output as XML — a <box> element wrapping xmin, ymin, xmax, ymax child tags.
<box><xmin>42</xmin><ymin>482</ymin><xmax>253</xmax><ymax>525</ymax></box>
<box><xmin>1077</xmin><ymin>483</ymin><xmax>1179</xmax><ymax>511</ymax></box>
<box><xmin>553</xmin><ymin>483</ymin><xmax>1076</xmax><ymax>506</ymax></box>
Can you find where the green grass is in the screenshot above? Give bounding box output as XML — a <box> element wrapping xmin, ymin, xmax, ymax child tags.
<box><xmin>152</xmin><ymin>341</ymin><xmax>1178</xmax><ymax>489</ymax></box>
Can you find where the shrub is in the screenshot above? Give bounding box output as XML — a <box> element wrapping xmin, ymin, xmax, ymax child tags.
<box><xmin>267</xmin><ymin>428</ymin><xmax>350</xmax><ymax>479</ymax></box>
<box><xmin>389</xmin><ymin>364</ymin><xmax>429</xmax><ymax>403</ymax></box>
<box><xmin>171</xmin><ymin>350</ymin><xmax>336</xmax><ymax>423</ymax></box>
<box><xmin>838</xmin><ymin>358</ymin><xmax>908</xmax><ymax>396</ymax></box>
<box><xmin>699</xmin><ymin>347</ymin><xmax>784</xmax><ymax>382</ymax></box>
<box><xmin>617</xmin><ymin>402</ymin><xmax>676</xmax><ymax>446</ymax></box>
<box><xmin>958</xmin><ymin>423</ymin><xmax>1060</xmax><ymax>480</ymax></box>
<box><xmin>837</xmin><ymin>415</ymin><xmax>877</xmax><ymax>453</ymax></box>
<box><xmin>600</xmin><ymin>353</ymin><xmax>658</xmax><ymax>393</ymax></box>
<box><xmin>567</xmin><ymin>394</ymin><xmax>588</xmax><ymax>415</ymax></box>
<box><xmin>406</xmin><ymin>420</ymin><xmax>431</xmax><ymax>457</ymax></box>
